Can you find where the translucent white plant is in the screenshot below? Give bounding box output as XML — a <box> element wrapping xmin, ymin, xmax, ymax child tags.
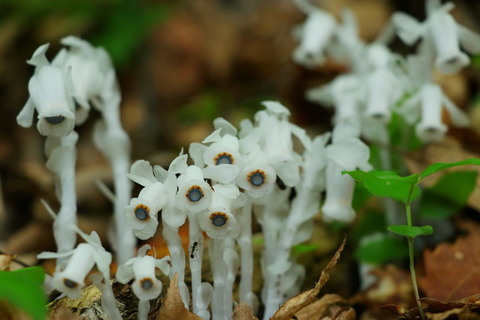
<box><xmin>393</xmin><ymin>0</ymin><xmax>480</xmax><ymax>74</ymax></box>
<box><xmin>38</xmin><ymin>226</ymin><xmax>121</xmax><ymax>320</ymax></box>
<box><xmin>292</xmin><ymin>0</ymin><xmax>336</xmax><ymax>68</ymax></box>
<box><xmin>322</xmin><ymin>120</ymin><xmax>372</xmax><ymax>223</ymax></box>
<box><xmin>17</xmin><ymin>44</ymin><xmax>76</xmax><ymax>137</ymax></box>
<box><xmin>116</xmin><ymin>245</ymin><xmax>171</xmax><ymax>320</ymax></box>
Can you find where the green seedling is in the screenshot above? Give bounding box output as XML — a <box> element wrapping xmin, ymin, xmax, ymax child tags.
<box><xmin>345</xmin><ymin>158</ymin><xmax>480</xmax><ymax>320</ymax></box>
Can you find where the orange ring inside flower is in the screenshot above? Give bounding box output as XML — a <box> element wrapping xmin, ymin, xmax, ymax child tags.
<box><xmin>209</xmin><ymin>212</ymin><xmax>228</xmax><ymax>227</ymax></box>
<box><xmin>214</xmin><ymin>152</ymin><xmax>234</xmax><ymax>165</ymax></box>
<box><xmin>134</xmin><ymin>204</ymin><xmax>150</xmax><ymax>221</ymax></box>
<box><xmin>247</xmin><ymin>169</ymin><xmax>266</xmax><ymax>187</ymax></box>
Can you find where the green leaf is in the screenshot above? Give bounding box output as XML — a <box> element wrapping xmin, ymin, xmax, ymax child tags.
<box><xmin>419</xmin><ymin>171</ymin><xmax>478</xmax><ymax>219</ymax></box>
<box><xmin>292</xmin><ymin>243</ymin><xmax>319</xmax><ymax>255</ymax></box>
<box><xmin>420</xmin><ymin>158</ymin><xmax>480</xmax><ymax>179</ymax></box>
<box><xmin>387</xmin><ymin>225</ymin><xmax>434</xmax><ymax>238</ymax></box>
<box><xmin>355</xmin><ymin>234</ymin><xmax>409</xmax><ymax>264</ymax></box>
<box><xmin>345</xmin><ymin>170</ymin><xmax>420</xmax><ymax>203</ymax></box>
<box><xmin>0</xmin><ymin>267</ymin><xmax>46</xmax><ymax>320</ymax></box>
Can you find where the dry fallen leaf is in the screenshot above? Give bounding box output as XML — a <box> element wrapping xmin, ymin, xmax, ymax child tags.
<box><xmin>419</xmin><ymin>222</ymin><xmax>480</xmax><ymax>301</ymax></box>
<box><xmin>420</xmin><ymin>294</ymin><xmax>480</xmax><ymax>320</ymax></box>
<box><xmin>270</xmin><ymin>236</ymin><xmax>347</xmax><ymax>320</ymax></box>
<box><xmin>156</xmin><ymin>273</ymin><xmax>202</xmax><ymax>320</ymax></box>
<box><xmin>0</xmin><ymin>253</ymin><xmax>15</xmax><ymax>270</ymax></box>
<box><xmin>48</xmin><ymin>306</ymin><xmax>84</xmax><ymax>320</ymax></box>
<box><xmin>233</xmin><ymin>303</ymin><xmax>258</xmax><ymax>320</ymax></box>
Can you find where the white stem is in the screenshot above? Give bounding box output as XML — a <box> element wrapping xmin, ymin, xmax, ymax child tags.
<box><xmin>209</xmin><ymin>239</ymin><xmax>226</xmax><ymax>320</ymax></box>
<box><xmin>138</xmin><ymin>299</ymin><xmax>149</xmax><ymax>320</ymax></box>
<box><xmin>188</xmin><ymin>212</ymin><xmax>204</xmax><ymax>315</ymax></box>
<box><xmin>162</xmin><ymin>224</ymin><xmax>189</xmax><ymax>308</ymax></box>
<box><xmin>91</xmin><ymin>276</ymin><xmax>122</xmax><ymax>320</ymax></box>
<box><xmin>238</xmin><ymin>199</ymin><xmax>253</xmax><ymax>304</ymax></box>
<box><xmin>223</xmin><ymin>241</ymin><xmax>237</xmax><ymax>320</ymax></box>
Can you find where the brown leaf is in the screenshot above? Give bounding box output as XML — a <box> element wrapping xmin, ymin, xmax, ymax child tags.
<box><xmin>271</xmin><ymin>236</ymin><xmax>347</xmax><ymax>320</ymax></box>
<box><xmin>0</xmin><ymin>253</ymin><xmax>15</xmax><ymax>270</ymax></box>
<box><xmin>420</xmin><ymin>298</ymin><xmax>465</xmax><ymax>313</ymax></box>
<box><xmin>233</xmin><ymin>303</ymin><xmax>258</xmax><ymax>320</ymax></box>
<box><xmin>419</xmin><ymin>225</ymin><xmax>480</xmax><ymax>301</ymax></box>
<box><xmin>156</xmin><ymin>273</ymin><xmax>202</xmax><ymax>320</ymax></box>
<box><xmin>293</xmin><ymin>294</ymin><xmax>347</xmax><ymax>320</ymax></box>
<box><xmin>48</xmin><ymin>306</ymin><xmax>84</xmax><ymax>320</ymax></box>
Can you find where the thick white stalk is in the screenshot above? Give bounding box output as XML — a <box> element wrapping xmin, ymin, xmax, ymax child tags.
<box><xmin>209</xmin><ymin>238</ymin><xmax>226</xmax><ymax>320</ymax></box>
<box><xmin>138</xmin><ymin>300</ymin><xmax>149</xmax><ymax>320</ymax></box>
<box><xmin>238</xmin><ymin>199</ymin><xmax>253</xmax><ymax>304</ymax></box>
<box><xmin>188</xmin><ymin>211</ymin><xmax>204</xmax><ymax>315</ymax></box>
<box><xmin>162</xmin><ymin>224</ymin><xmax>189</xmax><ymax>308</ymax></box>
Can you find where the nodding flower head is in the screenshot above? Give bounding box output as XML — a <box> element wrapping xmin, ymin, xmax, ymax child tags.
<box><xmin>131</xmin><ymin>256</ymin><xmax>163</xmax><ymax>301</ymax></box>
<box><xmin>176</xmin><ymin>165</ymin><xmax>212</xmax><ymax>213</ymax></box>
<box><xmin>51</xmin><ymin>243</ymin><xmax>96</xmax><ymax>299</ymax></box>
<box><xmin>116</xmin><ymin>245</ymin><xmax>171</xmax><ymax>301</ymax></box>
<box><xmin>415</xmin><ymin>83</ymin><xmax>447</xmax><ymax>142</ymax></box>
<box><xmin>29</xmin><ymin>66</ymin><xmax>76</xmax><ymax>137</ymax></box>
<box><xmin>204</xmin><ymin>134</ymin><xmax>242</xmax><ymax>167</ymax></box>
<box><xmin>198</xmin><ymin>184</ymin><xmax>242</xmax><ymax>239</ymax></box>
<box><xmin>237</xmin><ymin>150</ymin><xmax>276</xmax><ymax>199</ymax></box>
<box><xmin>124</xmin><ymin>182</ymin><xmax>169</xmax><ymax>240</ymax></box>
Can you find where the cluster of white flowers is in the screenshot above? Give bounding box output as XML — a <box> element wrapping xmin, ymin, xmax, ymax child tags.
<box><xmin>295</xmin><ymin>0</ymin><xmax>479</xmax><ymax>144</ymax></box>
<box><xmin>122</xmin><ymin>100</ymin><xmax>371</xmax><ymax>320</ymax></box>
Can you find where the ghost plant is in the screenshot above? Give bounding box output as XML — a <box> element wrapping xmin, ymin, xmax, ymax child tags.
<box><xmin>116</xmin><ymin>245</ymin><xmax>171</xmax><ymax>320</ymax></box>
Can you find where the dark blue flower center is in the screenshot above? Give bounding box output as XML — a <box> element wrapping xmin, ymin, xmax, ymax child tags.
<box><xmin>134</xmin><ymin>206</ymin><xmax>149</xmax><ymax>221</ymax></box>
<box><xmin>187</xmin><ymin>187</ymin><xmax>203</xmax><ymax>202</ymax></box>
<box><xmin>45</xmin><ymin>116</ymin><xmax>65</xmax><ymax>124</ymax></box>
<box><xmin>141</xmin><ymin>278</ymin><xmax>154</xmax><ymax>290</ymax></box>
<box><xmin>211</xmin><ymin>213</ymin><xmax>227</xmax><ymax>227</ymax></box>
<box><xmin>215</xmin><ymin>153</ymin><xmax>233</xmax><ymax>165</ymax></box>
<box><xmin>63</xmin><ymin>279</ymin><xmax>78</xmax><ymax>288</ymax></box>
<box><xmin>249</xmin><ymin>171</ymin><xmax>265</xmax><ymax>186</ymax></box>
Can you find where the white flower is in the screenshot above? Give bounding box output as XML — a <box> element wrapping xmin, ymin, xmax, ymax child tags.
<box><xmin>254</xmin><ymin>101</ymin><xmax>310</xmax><ymax>187</ymax></box>
<box><xmin>322</xmin><ymin>121</ymin><xmax>371</xmax><ymax>223</ymax></box>
<box><xmin>58</xmin><ymin>36</ymin><xmax>114</xmax><ymax>123</ymax></box>
<box><xmin>237</xmin><ymin>148</ymin><xmax>276</xmax><ymax>199</ymax></box>
<box><xmin>198</xmin><ymin>184</ymin><xmax>244</xmax><ymax>239</ymax></box>
<box><xmin>17</xmin><ymin>44</ymin><xmax>75</xmax><ymax>137</ymax></box>
<box><xmin>393</xmin><ymin>0</ymin><xmax>480</xmax><ymax>74</ymax></box>
<box><xmin>38</xmin><ymin>229</ymin><xmax>112</xmax><ymax>299</ymax></box>
<box><xmin>202</xmin><ymin>131</ymin><xmax>242</xmax><ymax>184</ymax></box>
<box><xmin>292</xmin><ymin>5</ymin><xmax>336</xmax><ymax>68</ymax></box>
<box><xmin>176</xmin><ymin>165</ymin><xmax>212</xmax><ymax>213</ymax></box>
<box><xmin>117</xmin><ymin>245</ymin><xmax>171</xmax><ymax>301</ymax></box>
<box><xmin>364</xmin><ymin>68</ymin><xmax>398</xmax><ymax>123</ymax></box>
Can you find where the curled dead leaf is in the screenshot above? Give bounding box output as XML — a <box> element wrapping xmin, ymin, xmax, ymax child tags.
<box><xmin>156</xmin><ymin>273</ymin><xmax>202</xmax><ymax>320</ymax></box>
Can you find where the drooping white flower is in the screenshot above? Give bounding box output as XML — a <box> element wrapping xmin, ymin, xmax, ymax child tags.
<box><xmin>116</xmin><ymin>245</ymin><xmax>171</xmax><ymax>301</ymax></box>
<box><xmin>57</xmin><ymin>36</ymin><xmax>114</xmax><ymax>124</ymax></box>
<box><xmin>17</xmin><ymin>44</ymin><xmax>76</xmax><ymax>137</ymax></box>
<box><xmin>176</xmin><ymin>165</ymin><xmax>212</xmax><ymax>213</ymax></box>
<box><xmin>38</xmin><ymin>230</ymin><xmax>112</xmax><ymax>299</ymax></box>
<box><xmin>292</xmin><ymin>0</ymin><xmax>336</xmax><ymax>68</ymax></box>
<box><xmin>322</xmin><ymin>121</ymin><xmax>372</xmax><ymax>223</ymax></box>
<box><xmin>237</xmin><ymin>148</ymin><xmax>276</xmax><ymax>200</ymax></box>
<box><xmin>254</xmin><ymin>101</ymin><xmax>310</xmax><ymax>188</ymax></box>
<box><xmin>198</xmin><ymin>184</ymin><xmax>245</xmax><ymax>239</ymax></box>
<box><xmin>393</xmin><ymin>0</ymin><xmax>480</xmax><ymax>74</ymax></box>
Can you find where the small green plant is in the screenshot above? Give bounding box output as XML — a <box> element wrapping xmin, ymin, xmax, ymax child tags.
<box><xmin>345</xmin><ymin>158</ymin><xmax>480</xmax><ymax>320</ymax></box>
<box><xmin>0</xmin><ymin>266</ymin><xmax>46</xmax><ymax>320</ymax></box>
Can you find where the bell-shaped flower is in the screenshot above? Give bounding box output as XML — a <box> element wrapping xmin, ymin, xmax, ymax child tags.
<box><xmin>254</xmin><ymin>101</ymin><xmax>310</xmax><ymax>187</ymax></box>
<box><xmin>116</xmin><ymin>245</ymin><xmax>171</xmax><ymax>301</ymax></box>
<box><xmin>307</xmin><ymin>74</ymin><xmax>364</xmax><ymax>125</ymax></box>
<box><xmin>125</xmin><ymin>160</ymin><xmax>171</xmax><ymax>239</ymax></box>
<box><xmin>17</xmin><ymin>44</ymin><xmax>76</xmax><ymax>137</ymax></box>
<box><xmin>292</xmin><ymin>0</ymin><xmax>336</xmax><ymax>68</ymax></box>
<box><xmin>176</xmin><ymin>165</ymin><xmax>212</xmax><ymax>213</ymax></box>
<box><xmin>322</xmin><ymin>121</ymin><xmax>372</xmax><ymax>223</ymax></box>
<box><xmin>57</xmin><ymin>36</ymin><xmax>115</xmax><ymax>123</ymax></box>
<box><xmin>38</xmin><ymin>229</ymin><xmax>112</xmax><ymax>299</ymax></box>
<box><xmin>237</xmin><ymin>147</ymin><xmax>276</xmax><ymax>200</ymax></box>
<box><xmin>198</xmin><ymin>184</ymin><xmax>245</xmax><ymax>239</ymax></box>
<box><xmin>393</xmin><ymin>0</ymin><xmax>480</xmax><ymax>74</ymax></box>
<box><xmin>202</xmin><ymin>130</ymin><xmax>242</xmax><ymax>184</ymax></box>
<box><xmin>364</xmin><ymin>68</ymin><xmax>400</xmax><ymax>123</ymax></box>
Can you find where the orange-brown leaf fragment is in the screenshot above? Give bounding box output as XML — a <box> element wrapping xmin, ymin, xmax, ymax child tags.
<box><xmin>419</xmin><ymin>225</ymin><xmax>480</xmax><ymax>301</ymax></box>
<box><xmin>233</xmin><ymin>303</ymin><xmax>258</xmax><ymax>320</ymax></box>
<box><xmin>156</xmin><ymin>273</ymin><xmax>202</xmax><ymax>320</ymax></box>
<box><xmin>293</xmin><ymin>294</ymin><xmax>347</xmax><ymax>320</ymax></box>
<box><xmin>271</xmin><ymin>236</ymin><xmax>347</xmax><ymax>320</ymax></box>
